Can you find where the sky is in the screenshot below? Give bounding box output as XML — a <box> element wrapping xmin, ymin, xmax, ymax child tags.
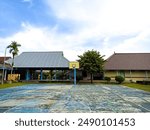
<box><xmin>0</xmin><ymin>0</ymin><xmax>150</xmax><ymax>61</ymax></box>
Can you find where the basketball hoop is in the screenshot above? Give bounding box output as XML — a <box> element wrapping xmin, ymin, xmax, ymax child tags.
<box><xmin>72</xmin><ymin>64</ymin><xmax>76</xmax><ymax>68</ymax></box>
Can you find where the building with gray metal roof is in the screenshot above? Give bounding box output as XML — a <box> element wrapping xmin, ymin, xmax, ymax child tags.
<box><xmin>7</xmin><ymin>51</ymin><xmax>69</xmax><ymax>69</ymax></box>
<box><xmin>6</xmin><ymin>51</ymin><xmax>70</xmax><ymax>81</ymax></box>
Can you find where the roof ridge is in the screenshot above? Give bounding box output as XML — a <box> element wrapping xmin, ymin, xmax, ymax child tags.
<box><xmin>22</xmin><ymin>51</ymin><xmax>63</xmax><ymax>53</ymax></box>
<box><xmin>106</xmin><ymin>53</ymin><xmax>115</xmax><ymax>61</ymax></box>
<box><xmin>114</xmin><ymin>53</ymin><xmax>150</xmax><ymax>54</ymax></box>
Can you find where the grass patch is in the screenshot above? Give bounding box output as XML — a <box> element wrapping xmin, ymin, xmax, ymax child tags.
<box><xmin>92</xmin><ymin>81</ymin><xmax>150</xmax><ymax>92</ymax></box>
<box><xmin>123</xmin><ymin>83</ymin><xmax>150</xmax><ymax>92</ymax></box>
<box><xmin>0</xmin><ymin>82</ymin><xmax>31</xmax><ymax>89</ymax></box>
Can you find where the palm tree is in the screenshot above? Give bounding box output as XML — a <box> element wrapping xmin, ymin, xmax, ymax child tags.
<box><xmin>7</xmin><ymin>41</ymin><xmax>21</xmax><ymax>74</ymax></box>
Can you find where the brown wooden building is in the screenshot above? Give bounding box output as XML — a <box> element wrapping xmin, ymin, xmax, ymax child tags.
<box><xmin>104</xmin><ymin>53</ymin><xmax>150</xmax><ymax>82</ymax></box>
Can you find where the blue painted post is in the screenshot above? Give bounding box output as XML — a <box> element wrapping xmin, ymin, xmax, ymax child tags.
<box><xmin>74</xmin><ymin>68</ymin><xmax>76</xmax><ymax>85</ymax></box>
<box><xmin>26</xmin><ymin>69</ymin><xmax>30</xmax><ymax>80</ymax></box>
<box><xmin>40</xmin><ymin>69</ymin><xmax>43</xmax><ymax>80</ymax></box>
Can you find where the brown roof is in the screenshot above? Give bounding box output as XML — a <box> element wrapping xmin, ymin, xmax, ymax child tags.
<box><xmin>104</xmin><ymin>53</ymin><xmax>150</xmax><ymax>70</ymax></box>
<box><xmin>0</xmin><ymin>57</ymin><xmax>11</xmax><ymax>64</ymax></box>
<box><xmin>0</xmin><ymin>57</ymin><xmax>12</xmax><ymax>69</ymax></box>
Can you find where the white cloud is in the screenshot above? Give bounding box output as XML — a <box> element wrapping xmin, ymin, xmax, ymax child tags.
<box><xmin>0</xmin><ymin>23</ymin><xmax>89</xmax><ymax>60</ymax></box>
<box><xmin>1</xmin><ymin>22</ymin><xmax>150</xmax><ymax>61</ymax></box>
<box><xmin>101</xmin><ymin>29</ymin><xmax>150</xmax><ymax>58</ymax></box>
<box><xmin>46</xmin><ymin>0</ymin><xmax>103</xmax><ymax>21</ymax></box>
<box><xmin>1</xmin><ymin>0</ymin><xmax>150</xmax><ymax>60</ymax></box>
<box><xmin>45</xmin><ymin>0</ymin><xmax>150</xmax><ymax>58</ymax></box>
<box><xmin>46</xmin><ymin>0</ymin><xmax>150</xmax><ymax>34</ymax></box>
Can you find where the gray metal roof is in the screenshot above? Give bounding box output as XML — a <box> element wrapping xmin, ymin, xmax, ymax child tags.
<box><xmin>7</xmin><ymin>52</ymin><xmax>69</xmax><ymax>69</ymax></box>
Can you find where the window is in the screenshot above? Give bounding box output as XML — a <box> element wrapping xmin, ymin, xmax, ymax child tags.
<box><xmin>118</xmin><ymin>71</ymin><xmax>125</xmax><ymax>78</ymax></box>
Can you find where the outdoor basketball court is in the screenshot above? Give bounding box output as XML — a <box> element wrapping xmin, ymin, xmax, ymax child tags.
<box><xmin>0</xmin><ymin>84</ymin><xmax>150</xmax><ymax>113</ymax></box>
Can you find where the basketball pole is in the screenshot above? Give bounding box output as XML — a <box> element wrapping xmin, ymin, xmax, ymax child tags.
<box><xmin>74</xmin><ymin>67</ymin><xmax>76</xmax><ymax>86</ymax></box>
<box><xmin>69</xmin><ymin>61</ymin><xmax>79</xmax><ymax>86</ymax></box>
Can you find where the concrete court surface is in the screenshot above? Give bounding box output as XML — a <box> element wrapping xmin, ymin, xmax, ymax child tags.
<box><xmin>0</xmin><ymin>84</ymin><xmax>150</xmax><ymax>113</ymax></box>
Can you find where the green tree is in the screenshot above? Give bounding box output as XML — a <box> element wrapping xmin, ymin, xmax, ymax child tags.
<box><xmin>78</xmin><ymin>50</ymin><xmax>105</xmax><ymax>83</ymax></box>
<box><xmin>7</xmin><ymin>41</ymin><xmax>21</xmax><ymax>74</ymax></box>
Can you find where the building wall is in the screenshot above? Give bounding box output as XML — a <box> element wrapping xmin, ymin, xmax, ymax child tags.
<box><xmin>105</xmin><ymin>70</ymin><xmax>150</xmax><ymax>82</ymax></box>
<box><xmin>104</xmin><ymin>71</ymin><xmax>117</xmax><ymax>78</ymax></box>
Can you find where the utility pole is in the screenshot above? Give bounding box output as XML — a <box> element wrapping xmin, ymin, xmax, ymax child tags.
<box><xmin>1</xmin><ymin>47</ymin><xmax>7</xmax><ymax>84</ymax></box>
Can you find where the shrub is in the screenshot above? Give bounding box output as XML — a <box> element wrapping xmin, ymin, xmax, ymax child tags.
<box><xmin>136</xmin><ymin>80</ymin><xmax>150</xmax><ymax>85</ymax></box>
<box><xmin>104</xmin><ymin>77</ymin><xmax>111</xmax><ymax>82</ymax></box>
<box><xmin>115</xmin><ymin>76</ymin><xmax>125</xmax><ymax>84</ymax></box>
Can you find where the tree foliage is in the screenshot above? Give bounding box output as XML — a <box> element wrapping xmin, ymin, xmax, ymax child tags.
<box><xmin>7</xmin><ymin>41</ymin><xmax>21</xmax><ymax>60</ymax></box>
<box><xmin>78</xmin><ymin>50</ymin><xmax>105</xmax><ymax>83</ymax></box>
<box><xmin>7</xmin><ymin>41</ymin><xmax>21</xmax><ymax>73</ymax></box>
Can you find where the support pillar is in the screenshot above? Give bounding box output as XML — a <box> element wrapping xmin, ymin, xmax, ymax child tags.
<box><xmin>50</xmin><ymin>70</ymin><xmax>52</xmax><ymax>80</ymax></box>
<box><xmin>69</xmin><ymin>70</ymin><xmax>71</xmax><ymax>80</ymax></box>
<box><xmin>130</xmin><ymin>70</ymin><xmax>132</xmax><ymax>80</ymax></box>
<box><xmin>4</xmin><ymin>70</ymin><xmax>7</xmax><ymax>81</ymax></box>
<box><xmin>40</xmin><ymin>69</ymin><xmax>43</xmax><ymax>80</ymax></box>
<box><xmin>26</xmin><ymin>69</ymin><xmax>30</xmax><ymax>80</ymax></box>
<box><xmin>145</xmin><ymin>71</ymin><xmax>148</xmax><ymax>80</ymax></box>
<box><xmin>55</xmin><ymin>69</ymin><xmax>57</xmax><ymax>80</ymax></box>
<box><xmin>116</xmin><ymin>71</ymin><xmax>118</xmax><ymax>76</ymax></box>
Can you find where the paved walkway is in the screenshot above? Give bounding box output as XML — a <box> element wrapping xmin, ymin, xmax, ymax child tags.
<box><xmin>0</xmin><ymin>84</ymin><xmax>150</xmax><ymax>113</ymax></box>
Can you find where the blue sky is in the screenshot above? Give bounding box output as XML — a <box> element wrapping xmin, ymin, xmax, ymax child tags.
<box><xmin>0</xmin><ymin>0</ymin><xmax>150</xmax><ymax>60</ymax></box>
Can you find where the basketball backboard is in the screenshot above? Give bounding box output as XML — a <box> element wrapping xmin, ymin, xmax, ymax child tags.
<box><xmin>69</xmin><ymin>61</ymin><xmax>79</xmax><ymax>69</ymax></box>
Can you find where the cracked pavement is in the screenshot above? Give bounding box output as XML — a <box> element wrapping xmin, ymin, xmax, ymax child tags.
<box><xmin>0</xmin><ymin>84</ymin><xmax>150</xmax><ymax>113</ymax></box>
